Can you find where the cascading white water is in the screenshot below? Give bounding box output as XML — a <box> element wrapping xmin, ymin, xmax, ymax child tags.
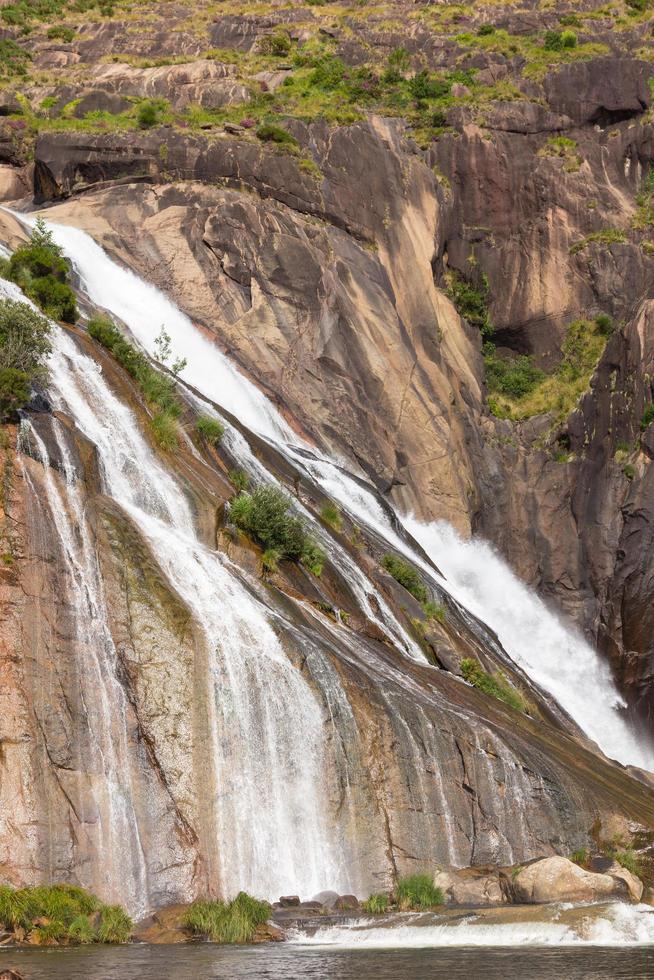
<box><xmin>37</xmin><ymin>216</ymin><xmax>654</xmax><ymax>770</ymax></box>
<box><xmin>8</xmin><ymin>278</ymin><xmax>352</xmax><ymax>902</ymax></box>
<box><xmin>287</xmin><ymin>903</ymin><xmax>654</xmax><ymax>947</ymax></box>
<box><xmin>19</xmin><ymin>414</ymin><xmax>150</xmax><ymax>918</ymax></box>
<box><xmin>403</xmin><ymin>519</ymin><xmax>654</xmax><ymax>773</ymax></box>
<box><xmin>24</xmin><ymin>215</ymin><xmax>654</xmax><ymax>774</ymax></box>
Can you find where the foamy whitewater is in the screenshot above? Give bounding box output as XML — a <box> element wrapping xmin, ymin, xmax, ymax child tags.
<box><xmin>288</xmin><ymin>904</ymin><xmax>654</xmax><ymax>947</ymax></box>
<box><xmin>14</xmin><ymin>211</ymin><xmax>654</xmax><ymax>774</ymax></box>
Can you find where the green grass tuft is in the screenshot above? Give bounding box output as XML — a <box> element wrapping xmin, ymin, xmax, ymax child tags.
<box><xmin>361</xmin><ymin>893</ymin><xmax>389</xmax><ymax>914</ymax></box>
<box><xmin>395</xmin><ymin>874</ymin><xmax>443</xmax><ymax>911</ymax></box>
<box><xmin>460</xmin><ymin>658</ymin><xmax>526</xmax><ymax>712</ymax></box>
<box><xmin>184</xmin><ymin>892</ymin><xmax>271</xmax><ymax>944</ymax></box>
<box><xmin>196</xmin><ymin>415</ymin><xmax>224</xmax><ymax>446</ymax></box>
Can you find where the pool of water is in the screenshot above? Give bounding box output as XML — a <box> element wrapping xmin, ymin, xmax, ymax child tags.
<box><xmin>2</xmin><ymin>944</ymin><xmax>654</xmax><ymax>980</ymax></box>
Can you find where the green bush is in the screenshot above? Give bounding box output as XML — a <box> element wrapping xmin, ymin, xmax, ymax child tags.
<box><xmin>0</xmin><ymin>298</ymin><xmax>52</xmax><ymax>419</ymax></box>
<box><xmin>595</xmin><ymin>313</ymin><xmax>613</xmax><ymax>335</ymax></box>
<box><xmin>408</xmin><ymin>69</ymin><xmax>450</xmax><ymax>101</ymax></box>
<box><xmin>0</xmin><ymin>884</ymin><xmax>129</xmax><ymax>944</ymax></box>
<box><xmin>395</xmin><ymin>874</ymin><xmax>443</xmax><ymax>911</ymax></box>
<box><xmin>150</xmin><ymin>410</ymin><xmax>179</xmax><ymax>450</ymax></box>
<box><xmin>447</xmin><ymin>271</ymin><xmax>493</xmax><ymax>337</ymax></box>
<box><xmin>255</xmin><ymin>122</ymin><xmax>299</xmax><ymax>148</ymax></box>
<box><xmin>185</xmin><ymin>892</ymin><xmax>271</xmax><ymax>944</ymax></box>
<box><xmin>484</xmin><ymin>349</ymin><xmax>545</xmax><ymax>400</ymax></box>
<box><xmin>196</xmin><ymin>415</ymin><xmax>224</xmax><ymax>445</ymax></box>
<box><xmin>478</xmin><ymin>24</ymin><xmax>495</xmax><ymax>35</ymax></box>
<box><xmin>460</xmin><ymin>658</ymin><xmax>525</xmax><ymax>712</ymax></box>
<box><xmin>543</xmin><ymin>29</ymin><xmax>577</xmax><ymax>51</ymax></box>
<box><xmin>6</xmin><ymin>218</ymin><xmax>77</xmax><ymax>322</ymax></box>
<box><xmin>361</xmin><ymin>893</ymin><xmax>389</xmax><ymax>914</ymax></box>
<box><xmin>309</xmin><ymin>55</ymin><xmax>346</xmax><ymax>90</ymax></box>
<box><xmin>382</xmin><ymin>553</ymin><xmax>428</xmax><ymax>604</ymax></box>
<box><xmin>47</xmin><ymin>25</ymin><xmax>74</xmax><ymax>41</ymax></box>
<box><xmin>301</xmin><ymin>539</ymin><xmax>325</xmax><ymax>577</ymax></box>
<box><xmin>229</xmin><ymin>484</ymin><xmax>324</xmax><ymax>572</ymax></box>
<box><xmin>0</xmin><ymin>367</ymin><xmax>30</xmax><ymax>418</ymax></box>
<box><xmin>0</xmin><ymin>37</ymin><xmax>31</xmax><ymax>76</ymax></box>
<box><xmin>640</xmin><ymin>404</ymin><xmax>654</xmax><ymax>431</ymax></box>
<box><xmin>137</xmin><ymin>100</ymin><xmax>159</xmax><ymax>128</ymax></box>
<box><xmin>261</xmin><ymin>31</ymin><xmax>291</xmax><ymax>57</ymax></box>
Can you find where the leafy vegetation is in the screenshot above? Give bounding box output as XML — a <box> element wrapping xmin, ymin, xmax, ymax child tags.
<box><xmin>4</xmin><ymin>218</ymin><xmax>77</xmax><ymax>323</ymax></box>
<box><xmin>0</xmin><ymin>298</ymin><xmax>52</xmax><ymax>420</ymax></box>
<box><xmin>229</xmin><ymin>484</ymin><xmax>325</xmax><ymax>576</ymax></box>
<box><xmin>382</xmin><ymin>553</ymin><xmax>428</xmax><ymax>604</ymax></box>
<box><xmin>184</xmin><ymin>892</ymin><xmax>271</xmax><ymax>944</ymax></box>
<box><xmin>641</xmin><ymin>403</ymin><xmax>654</xmax><ymax>430</ymax></box>
<box><xmin>446</xmin><ymin>271</ymin><xmax>493</xmax><ymax>338</ymax></box>
<box><xmin>196</xmin><ymin>415</ymin><xmax>224</xmax><ymax>446</ymax></box>
<box><xmin>460</xmin><ymin>657</ymin><xmax>526</xmax><ymax>712</ymax></box>
<box><xmin>0</xmin><ymin>884</ymin><xmax>132</xmax><ymax>944</ymax></box>
<box><xmin>484</xmin><ymin>350</ymin><xmax>545</xmax><ymax>400</ymax></box>
<box><xmin>361</xmin><ymin>893</ymin><xmax>389</xmax><ymax>914</ymax></box>
<box><xmin>612</xmin><ymin>848</ymin><xmax>642</xmax><ymax>877</ymax></box>
<box><xmin>395</xmin><ymin>874</ymin><xmax>444</xmax><ymax>911</ymax></box>
<box><xmin>0</xmin><ymin>38</ymin><xmax>31</xmax><ymax>78</ymax></box>
<box><xmin>488</xmin><ymin>317</ymin><xmax>611</xmax><ymax>422</ymax></box>
<box><xmin>88</xmin><ymin>316</ymin><xmax>183</xmax><ymax>449</ymax></box>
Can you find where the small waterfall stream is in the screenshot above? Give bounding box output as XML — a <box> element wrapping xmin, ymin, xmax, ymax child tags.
<box><xmin>36</xmin><ymin>216</ymin><xmax>654</xmax><ymax>775</ymax></box>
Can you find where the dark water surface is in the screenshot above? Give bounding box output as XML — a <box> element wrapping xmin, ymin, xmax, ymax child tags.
<box><xmin>2</xmin><ymin>944</ymin><xmax>654</xmax><ymax>980</ymax></box>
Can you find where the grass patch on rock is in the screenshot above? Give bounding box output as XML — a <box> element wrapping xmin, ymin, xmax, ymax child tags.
<box><xmin>0</xmin><ymin>884</ymin><xmax>132</xmax><ymax>945</ymax></box>
<box><xmin>461</xmin><ymin>657</ymin><xmax>526</xmax><ymax>712</ymax></box>
<box><xmin>184</xmin><ymin>892</ymin><xmax>271</xmax><ymax>944</ymax></box>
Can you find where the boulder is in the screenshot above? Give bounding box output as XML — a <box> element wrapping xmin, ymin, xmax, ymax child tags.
<box><xmin>511</xmin><ymin>857</ymin><xmax>635</xmax><ymax>904</ymax></box>
<box><xmin>298</xmin><ymin>901</ymin><xmax>324</xmax><ymax>911</ymax></box>
<box><xmin>132</xmin><ymin>904</ymin><xmax>190</xmax><ymax>944</ymax></box>
<box><xmin>72</xmin><ymin>90</ymin><xmax>131</xmax><ymax>118</ymax></box>
<box><xmin>544</xmin><ymin>58</ymin><xmax>654</xmax><ymax>125</ymax></box>
<box><xmin>334</xmin><ymin>895</ymin><xmax>359</xmax><ymax>910</ymax></box>
<box><xmin>610</xmin><ymin>866</ymin><xmax>644</xmax><ymax>903</ymax></box>
<box><xmin>279</xmin><ymin>895</ymin><xmax>300</xmax><ymax>907</ymax></box>
<box><xmin>434</xmin><ymin>866</ymin><xmax>507</xmax><ymax>906</ymax></box>
<box><xmin>311</xmin><ymin>891</ymin><xmax>340</xmax><ymax>909</ymax></box>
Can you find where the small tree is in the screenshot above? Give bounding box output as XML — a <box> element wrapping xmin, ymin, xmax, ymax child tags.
<box><xmin>0</xmin><ymin>299</ymin><xmax>52</xmax><ymax>419</ymax></box>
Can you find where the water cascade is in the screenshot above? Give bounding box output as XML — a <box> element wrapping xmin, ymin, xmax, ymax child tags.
<box><xmin>34</xmin><ymin>216</ymin><xmax>654</xmax><ymax>775</ymax></box>
<box><xmin>8</xmin><ymin>279</ymin><xmax>353</xmax><ymax>908</ymax></box>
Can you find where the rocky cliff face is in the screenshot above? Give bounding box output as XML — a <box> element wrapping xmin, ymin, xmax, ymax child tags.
<box><xmin>0</xmin><ymin>0</ymin><xmax>654</xmax><ymax>911</ymax></box>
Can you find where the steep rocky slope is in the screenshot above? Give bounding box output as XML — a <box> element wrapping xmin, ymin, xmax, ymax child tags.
<box><xmin>0</xmin><ymin>0</ymin><xmax>654</xmax><ymax>911</ymax></box>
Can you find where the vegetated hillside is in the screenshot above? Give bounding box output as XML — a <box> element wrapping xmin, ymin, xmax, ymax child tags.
<box><xmin>0</xmin><ymin>0</ymin><xmax>654</xmax><ymax>909</ymax></box>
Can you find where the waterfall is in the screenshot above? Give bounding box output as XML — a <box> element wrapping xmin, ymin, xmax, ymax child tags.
<box><xmin>7</xmin><ymin>279</ymin><xmax>352</xmax><ymax>904</ymax></box>
<box><xmin>18</xmin><ymin>415</ymin><xmax>150</xmax><ymax>917</ymax></box>
<box><xmin>27</xmin><ymin>215</ymin><xmax>654</xmax><ymax>775</ymax></box>
<box><xmin>403</xmin><ymin>519</ymin><xmax>654</xmax><ymax>773</ymax></box>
